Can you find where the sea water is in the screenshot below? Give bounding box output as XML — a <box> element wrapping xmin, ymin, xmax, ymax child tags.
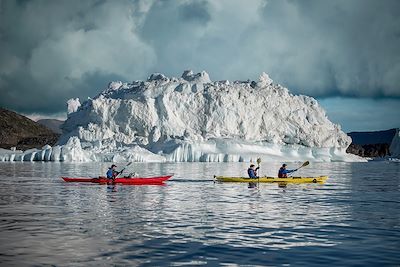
<box><xmin>0</xmin><ymin>161</ymin><xmax>399</xmax><ymax>266</ymax></box>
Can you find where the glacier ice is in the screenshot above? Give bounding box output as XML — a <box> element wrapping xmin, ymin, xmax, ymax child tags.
<box><xmin>389</xmin><ymin>128</ymin><xmax>400</xmax><ymax>158</ymax></box>
<box><xmin>0</xmin><ymin>70</ymin><xmax>366</xmax><ymax>162</ymax></box>
<box><xmin>67</xmin><ymin>98</ymin><xmax>81</xmax><ymax>114</ymax></box>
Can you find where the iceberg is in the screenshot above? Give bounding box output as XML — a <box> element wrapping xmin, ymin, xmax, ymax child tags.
<box><xmin>389</xmin><ymin>129</ymin><xmax>400</xmax><ymax>158</ymax></box>
<box><xmin>0</xmin><ymin>70</ymin><xmax>365</xmax><ymax>162</ymax></box>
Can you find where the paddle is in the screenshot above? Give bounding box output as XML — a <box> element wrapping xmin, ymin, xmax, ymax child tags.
<box><xmin>116</xmin><ymin>162</ymin><xmax>133</xmax><ymax>178</ymax></box>
<box><xmin>290</xmin><ymin>161</ymin><xmax>309</xmax><ymax>176</ymax></box>
<box><xmin>256</xmin><ymin>157</ymin><xmax>261</xmax><ymax>184</ymax></box>
<box><xmin>298</xmin><ymin>160</ymin><xmax>309</xmax><ymax>170</ymax></box>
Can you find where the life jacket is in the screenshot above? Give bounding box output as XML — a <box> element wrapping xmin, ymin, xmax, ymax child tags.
<box><xmin>106</xmin><ymin>169</ymin><xmax>118</xmax><ymax>178</ymax></box>
<box><xmin>278</xmin><ymin>167</ymin><xmax>287</xmax><ymax>178</ymax></box>
<box><xmin>248</xmin><ymin>168</ymin><xmax>256</xmax><ymax>178</ymax></box>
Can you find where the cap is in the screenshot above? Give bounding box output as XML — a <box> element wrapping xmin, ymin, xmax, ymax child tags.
<box><xmin>282</xmin><ymin>163</ymin><xmax>287</xmax><ymax>167</ymax></box>
<box><xmin>111</xmin><ymin>164</ymin><xmax>117</xmax><ymax>168</ymax></box>
<box><xmin>250</xmin><ymin>164</ymin><xmax>255</xmax><ymax>167</ymax></box>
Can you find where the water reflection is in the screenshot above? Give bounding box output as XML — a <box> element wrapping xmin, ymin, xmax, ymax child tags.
<box><xmin>248</xmin><ymin>182</ymin><xmax>257</xmax><ymax>189</ymax></box>
<box><xmin>0</xmin><ymin>162</ymin><xmax>398</xmax><ymax>266</ymax></box>
<box><xmin>107</xmin><ymin>184</ymin><xmax>117</xmax><ymax>193</ymax></box>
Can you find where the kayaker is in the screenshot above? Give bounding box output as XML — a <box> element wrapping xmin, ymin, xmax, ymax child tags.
<box><xmin>278</xmin><ymin>164</ymin><xmax>297</xmax><ymax>178</ymax></box>
<box><xmin>106</xmin><ymin>164</ymin><xmax>120</xmax><ymax>181</ymax></box>
<box><xmin>247</xmin><ymin>164</ymin><xmax>259</xmax><ymax>178</ymax></box>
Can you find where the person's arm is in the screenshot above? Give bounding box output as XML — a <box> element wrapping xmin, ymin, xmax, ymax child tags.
<box><xmin>281</xmin><ymin>169</ymin><xmax>295</xmax><ymax>174</ymax></box>
<box><xmin>254</xmin><ymin>170</ymin><xmax>259</xmax><ymax>178</ymax></box>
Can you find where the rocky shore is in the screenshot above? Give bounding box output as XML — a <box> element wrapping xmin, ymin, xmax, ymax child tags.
<box><xmin>0</xmin><ymin>107</ymin><xmax>60</xmax><ymax>150</ymax></box>
<box><xmin>346</xmin><ymin>129</ymin><xmax>397</xmax><ymax>158</ymax></box>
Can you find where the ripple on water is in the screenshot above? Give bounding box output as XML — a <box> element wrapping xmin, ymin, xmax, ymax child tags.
<box><xmin>0</xmin><ymin>161</ymin><xmax>399</xmax><ymax>266</ymax></box>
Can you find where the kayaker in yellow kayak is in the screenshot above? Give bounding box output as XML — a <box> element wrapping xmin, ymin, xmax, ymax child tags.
<box><xmin>278</xmin><ymin>163</ymin><xmax>297</xmax><ymax>178</ymax></box>
<box><xmin>247</xmin><ymin>164</ymin><xmax>259</xmax><ymax>178</ymax></box>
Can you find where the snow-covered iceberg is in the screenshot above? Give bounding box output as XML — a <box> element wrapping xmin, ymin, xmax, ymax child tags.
<box><xmin>0</xmin><ymin>70</ymin><xmax>365</xmax><ymax>162</ymax></box>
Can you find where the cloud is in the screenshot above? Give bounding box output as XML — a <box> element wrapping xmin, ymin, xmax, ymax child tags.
<box><xmin>319</xmin><ymin>97</ymin><xmax>400</xmax><ymax>132</ymax></box>
<box><xmin>0</xmin><ymin>0</ymin><xmax>399</xmax><ymax>116</ymax></box>
<box><xmin>253</xmin><ymin>0</ymin><xmax>400</xmax><ymax>97</ymax></box>
<box><xmin>0</xmin><ymin>0</ymin><xmax>155</xmax><ymax>114</ymax></box>
<box><xmin>138</xmin><ymin>0</ymin><xmax>213</xmax><ymax>75</ymax></box>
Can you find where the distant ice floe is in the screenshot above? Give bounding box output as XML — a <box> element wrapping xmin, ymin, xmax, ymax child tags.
<box><xmin>1</xmin><ymin>70</ymin><xmax>367</xmax><ymax>162</ymax></box>
<box><xmin>389</xmin><ymin>129</ymin><xmax>400</xmax><ymax>158</ymax></box>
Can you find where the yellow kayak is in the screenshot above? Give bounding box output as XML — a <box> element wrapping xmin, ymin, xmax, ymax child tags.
<box><xmin>214</xmin><ymin>176</ymin><xmax>328</xmax><ymax>184</ymax></box>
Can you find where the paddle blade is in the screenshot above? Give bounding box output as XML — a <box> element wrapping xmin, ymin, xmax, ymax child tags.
<box><xmin>301</xmin><ymin>161</ymin><xmax>310</xmax><ymax>167</ymax></box>
<box><xmin>256</xmin><ymin>158</ymin><xmax>261</xmax><ymax>165</ymax></box>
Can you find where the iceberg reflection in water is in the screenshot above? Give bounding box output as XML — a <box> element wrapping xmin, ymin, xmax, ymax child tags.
<box><xmin>0</xmin><ymin>161</ymin><xmax>398</xmax><ymax>266</ymax></box>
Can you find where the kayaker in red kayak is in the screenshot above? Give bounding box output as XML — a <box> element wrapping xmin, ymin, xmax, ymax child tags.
<box><xmin>278</xmin><ymin>164</ymin><xmax>297</xmax><ymax>178</ymax></box>
<box><xmin>106</xmin><ymin>164</ymin><xmax>120</xmax><ymax>182</ymax></box>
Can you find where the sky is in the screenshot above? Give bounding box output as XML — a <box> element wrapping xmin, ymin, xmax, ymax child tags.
<box><xmin>0</xmin><ymin>0</ymin><xmax>399</xmax><ymax>132</ymax></box>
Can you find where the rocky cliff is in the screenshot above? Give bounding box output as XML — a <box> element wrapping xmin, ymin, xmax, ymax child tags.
<box><xmin>0</xmin><ymin>107</ymin><xmax>60</xmax><ymax>150</ymax></box>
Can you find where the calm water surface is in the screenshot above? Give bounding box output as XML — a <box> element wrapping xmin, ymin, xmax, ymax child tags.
<box><xmin>0</xmin><ymin>161</ymin><xmax>399</xmax><ymax>266</ymax></box>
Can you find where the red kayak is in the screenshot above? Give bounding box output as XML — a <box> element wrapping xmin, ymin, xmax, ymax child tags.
<box><xmin>61</xmin><ymin>175</ymin><xmax>172</xmax><ymax>185</ymax></box>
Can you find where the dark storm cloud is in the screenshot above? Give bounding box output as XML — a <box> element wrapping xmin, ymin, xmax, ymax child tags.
<box><xmin>252</xmin><ymin>0</ymin><xmax>400</xmax><ymax>97</ymax></box>
<box><xmin>0</xmin><ymin>0</ymin><xmax>399</xmax><ymax>116</ymax></box>
<box><xmin>179</xmin><ymin>0</ymin><xmax>211</xmax><ymax>23</ymax></box>
<box><xmin>0</xmin><ymin>0</ymin><xmax>155</xmax><ymax>114</ymax></box>
<box><xmin>138</xmin><ymin>0</ymin><xmax>212</xmax><ymax>76</ymax></box>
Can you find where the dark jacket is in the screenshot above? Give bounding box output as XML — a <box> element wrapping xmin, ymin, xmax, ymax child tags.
<box><xmin>106</xmin><ymin>169</ymin><xmax>119</xmax><ymax>179</ymax></box>
<box><xmin>247</xmin><ymin>167</ymin><xmax>259</xmax><ymax>178</ymax></box>
<box><xmin>278</xmin><ymin>167</ymin><xmax>295</xmax><ymax>178</ymax></box>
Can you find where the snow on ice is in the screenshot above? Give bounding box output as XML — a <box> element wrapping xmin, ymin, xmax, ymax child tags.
<box><xmin>1</xmin><ymin>70</ymin><xmax>366</xmax><ymax>162</ymax></box>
